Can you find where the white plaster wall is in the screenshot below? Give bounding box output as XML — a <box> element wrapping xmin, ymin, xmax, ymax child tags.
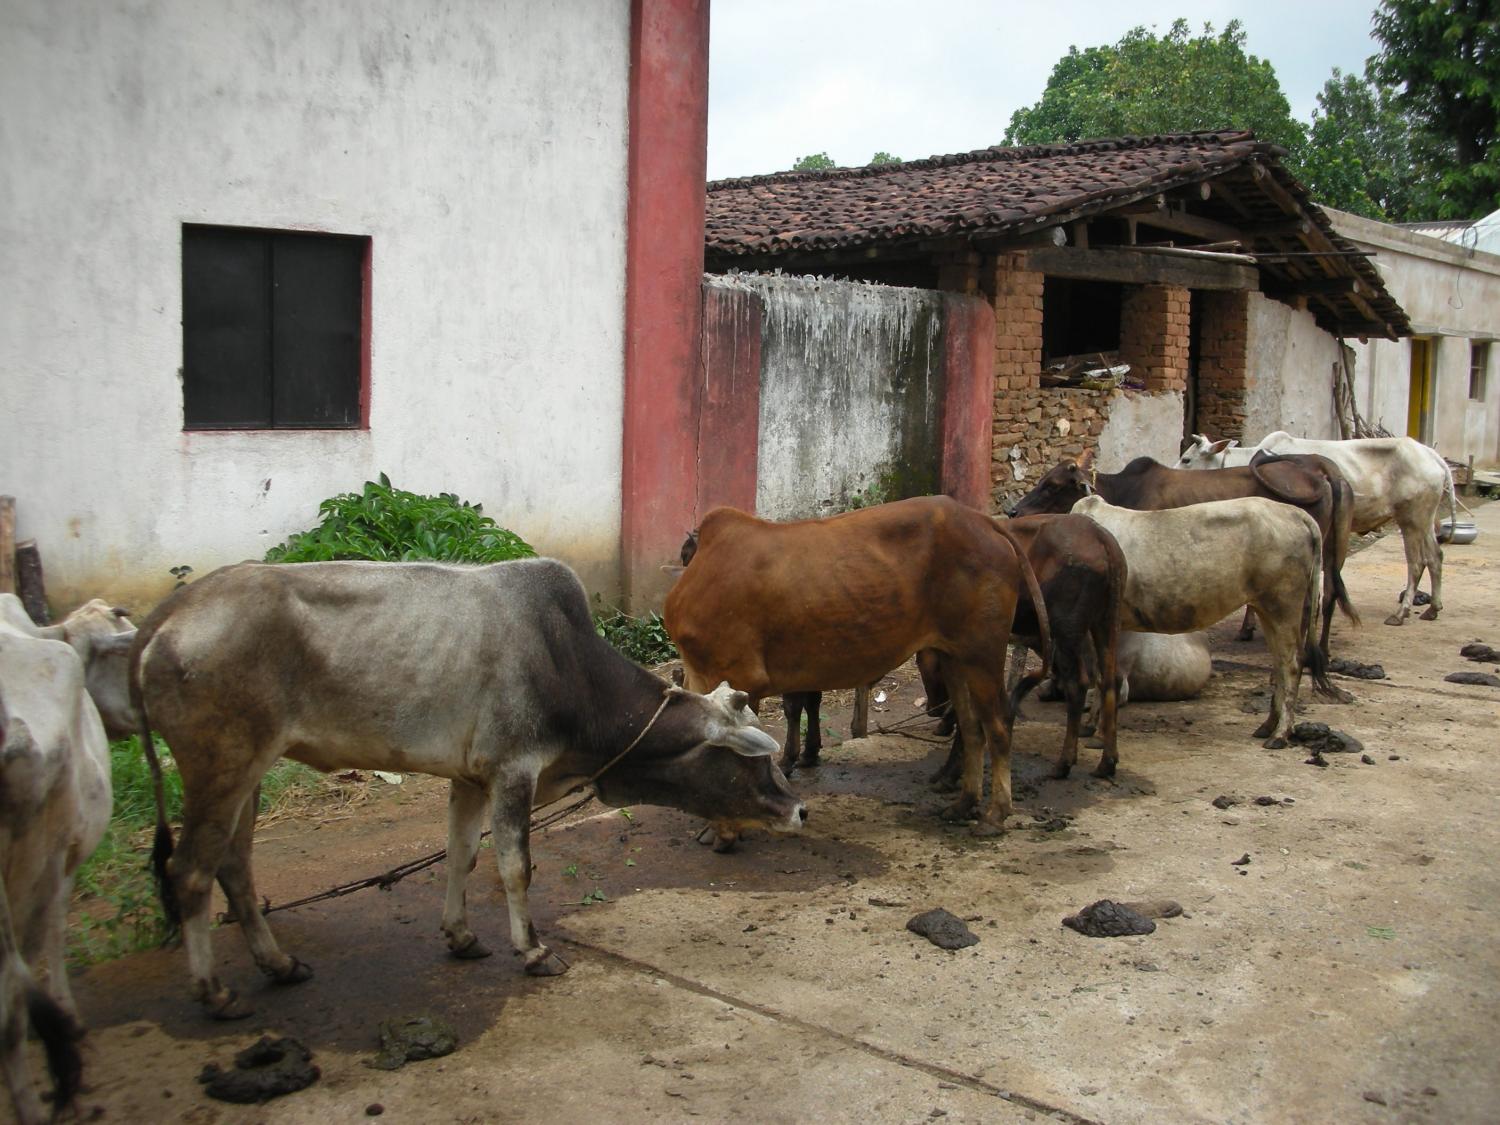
<box><xmin>1333</xmin><ymin>209</ymin><xmax>1500</xmax><ymax>467</ymax></box>
<box><xmin>713</xmin><ymin>275</ymin><xmax>945</xmax><ymax>521</ymax></box>
<box><xmin>1242</xmin><ymin>294</ymin><xmax>1342</xmax><ymax>443</ymax></box>
<box><xmin>1095</xmin><ymin>391</ymin><xmax>1185</xmax><ymax>472</ymax></box>
<box><xmin>0</xmin><ymin>0</ymin><xmax>630</xmax><ymax>610</ymax></box>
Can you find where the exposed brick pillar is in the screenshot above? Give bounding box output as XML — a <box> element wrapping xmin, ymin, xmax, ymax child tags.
<box><xmin>985</xmin><ymin>253</ymin><xmax>1044</xmax><ymax>512</ymax></box>
<box><xmin>936</xmin><ymin>248</ymin><xmax>981</xmax><ymax>295</ymax></box>
<box><xmin>1195</xmin><ymin>289</ymin><xmax>1250</xmax><ymax>441</ymax></box>
<box><xmin>1119</xmin><ymin>284</ymin><xmax>1189</xmax><ymax>393</ymax></box>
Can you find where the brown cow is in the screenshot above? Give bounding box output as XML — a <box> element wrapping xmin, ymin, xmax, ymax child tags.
<box><xmin>1009</xmin><ymin>453</ymin><xmax>1357</xmax><ymax>665</ymax></box>
<box><xmin>663</xmin><ymin>497</ymin><xmax>1050</xmax><ymax>837</ymax></box>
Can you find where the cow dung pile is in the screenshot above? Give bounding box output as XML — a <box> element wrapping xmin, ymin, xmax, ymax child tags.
<box><xmin>905</xmin><ymin>907</ymin><xmax>980</xmax><ymax>950</ymax></box>
<box><xmin>198</xmin><ymin>1036</ymin><xmax>319</xmax><ymax>1104</ymax></box>
<box><xmin>366</xmin><ymin>1014</ymin><xmax>459</xmax><ymax>1071</ymax></box>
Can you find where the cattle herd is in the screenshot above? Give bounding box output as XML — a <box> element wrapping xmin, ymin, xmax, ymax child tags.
<box><xmin>0</xmin><ymin>430</ymin><xmax>1462</xmax><ymax>1121</ymax></box>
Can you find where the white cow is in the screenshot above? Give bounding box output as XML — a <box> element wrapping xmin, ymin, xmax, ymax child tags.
<box><xmin>1</xmin><ymin>599</ymin><xmax>128</xmax><ymax>1124</ymax></box>
<box><xmin>1070</xmin><ymin>495</ymin><xmax>1331</xmax><ymax>747</ymax></box>
<box><xmin>1083</xmin><ymin>631</ymin><xmax>1211</xmax><ymax>741</ymax></box>
<box><xmin>1178</xmin><ymin>432</ymin><xmax>1457</xmax><ymax>624</ymax></box>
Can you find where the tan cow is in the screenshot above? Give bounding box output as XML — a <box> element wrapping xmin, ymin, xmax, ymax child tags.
<box><xmin>1069</xmin><ymin>495</ymin><xmax>1333</xmax><ymax>747</ymax></box>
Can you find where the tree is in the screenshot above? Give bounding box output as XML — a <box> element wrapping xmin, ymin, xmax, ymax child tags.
<box><xmin>1004</xmin><ymin>20</ymin><xmax>1306</xmax><ymax>162</ymax></box>
<box><xmin>1300</xmin><ymin>67</ymin><xmax>1427</xmax><ymax>220</ymax></box>
<box><xmin>791</xmin><ymin>152</ymin><xmax>836</xmax><ymax>172</ymax></box>
<box><xmin>868</xmin><ymin>152</ymin><xmax>903</xmax><ymax>166</ymax></box>
<box><xmin>1368</xmin><ymin>0</ymin><xmax>1499</xmax><ymax>219</ymax></box>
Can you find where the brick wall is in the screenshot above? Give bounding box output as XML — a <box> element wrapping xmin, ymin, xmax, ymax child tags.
<box><xmin>1193</xmin><ymin>289</ymin><xmax>1250</xmax><ymax>440</ymax></box>
<box><xmin>1118</xmin><ymin>284</ymin><xmax>1189</xmax><ymax>393</ymax></box>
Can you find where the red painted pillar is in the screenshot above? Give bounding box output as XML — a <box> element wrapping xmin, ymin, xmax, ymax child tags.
<box><xmin>696</xmin><ymin>285</ymin><xmax>761</xmax><ymax>523</ymax></box>
<box><xmin>621</xmin><ymin>0</ymin><xmax>710</xmax><ymax>611</ymax></box>
<box><xmin>940</xmin><ymin>294</ymin><xmax>998</xmax><ymax>511</ymax></box>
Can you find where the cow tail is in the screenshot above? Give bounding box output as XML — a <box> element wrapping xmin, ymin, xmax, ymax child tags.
<box><xmin>1</xmin><ymin>877</ymin><xmax>84</xmax><ymax>1114</ymax></box>
<box><xmin>994</xmin><ymin>523</ymin><xmax>1052</xmax><ymax>698</ymax></box>
<box><xmin>129</xmin><ymin>629</ymin><xmax>180</xmax><ymax>933</ymax></box>
<box><xmin>1248</xmin><ymin>454</ymin><xmax>1302</xmax><ymax>504</ymax></box>
<box><xmin>1301</xmin><ymin>533</ymin><xmax>1337</xmax><ymax>700</ymax></box>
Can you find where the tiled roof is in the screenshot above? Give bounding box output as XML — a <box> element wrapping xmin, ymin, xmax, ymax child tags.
<box><xmin>706</xmin><ymin>132</ymin><xmax>1266</xmax><ymax>257</ymax></box>
<box><xmin>705</xmin><ymin>132</ymin><xmax>1410</xmax><ymax>339</ymax></box>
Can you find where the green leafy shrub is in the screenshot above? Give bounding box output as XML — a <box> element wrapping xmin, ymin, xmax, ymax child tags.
<box><xmin>266</xmin><ymin>474</ymin><xmax>535</xmax><ymax>564</ymax></box>
<box><xmin>593</xmin><ymin>609</ymin><xmax>678</xmax><ymax>665</ymax></box>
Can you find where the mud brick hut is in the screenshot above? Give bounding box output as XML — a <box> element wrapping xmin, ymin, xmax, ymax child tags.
<box><xmin>701</xmin><ymin>131</ymin><xmax>1415</xmax><ymax>515</ymax></box>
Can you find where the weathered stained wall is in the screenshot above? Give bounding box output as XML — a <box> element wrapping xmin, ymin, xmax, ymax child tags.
<box><xmin>1</xmin><ymin>0</ymin><xmax>632</xmax><ymax>611</ymax></box>
<box><xmin>707</xmin><ymin>275</ymin><xmax>948</xmax><ymax>521</ymax></box>
<box><xmin>1242</xmin><ymin>293</ymin><xmax>1342</xmax><ymax>443</ymax></box>
<box><xmin>1333</xmin><ymin>210</ymin><xmax>1500</xmax><ymax>467</ymax></box>
<box><xmin>1095</xmin><ymin>391</ymin><xmax>1188</xmax><ymax>472</ymax></box>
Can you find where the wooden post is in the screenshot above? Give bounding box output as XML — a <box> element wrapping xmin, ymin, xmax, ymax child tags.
<box><xmin>1465</xmin><ymin>455</ymin><xmax>1475</xmax><ymax>498</ymax></box>
<box><xmin>0</xmin><ymin>496</ymin><xmax>15</xmax><ymax>595</ymax></box>
<box><xmin>15</xmin><ymin>539</ymin><xmax>49</xmax><ymax>625</ymax></box>
<box><xmin>851</xmin><ymin>685</ymin><xmax>870</xmax><ymax>739</ymax></box>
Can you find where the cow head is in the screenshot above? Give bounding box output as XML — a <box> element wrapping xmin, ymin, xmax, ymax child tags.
<box><xmin>1178</xmin><ymin>433</ymin><xmax>1236</xmax><ymax>469</ymax></box>
<box><xmin>57</xmin><ymin>600</ymin><xmax>139</xmax><ymax>738</ymax></box>
<box><xmin>595</xmin><ymin>681</ymin><xmax>806</xmax><ymax>839</ymax></box>
<box><xmin>1008</xmin><ymin>459</ymin><xmax>1095</xmax><ymax>517</ymax></box>
<box><xmin>658</xmin><ymin>529</ymin><xmax>701</xmax><ymax>581</ymax></box>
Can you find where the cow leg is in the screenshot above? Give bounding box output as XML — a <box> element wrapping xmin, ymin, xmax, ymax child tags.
<box><xmin>1237</xmin><ymin>606</ymin><xmax>1257</xmax><ymax>642</ymax></box>
<box><xmin>799</xmin><ymin>692</ymin><xmax>824</xmax><ymax>767</ymax></box>
<box><xmin>973</xmin><ymin>667</ymin><xmax>1016</xmax><ymax>836</ymax></box>
<box><xmin>216</xmin><ymin>788</ymin><xmax>310</xmax><ymax>986</ymax></box>
<box><xmin>172</xmin><ymin>792</ymin><xmax>257</xmax><ymax>1019</ymax></box>
<box><xmin>937</xmin><ymin>657</ymin><xmax>983</xmax><ymax>823</ymax></box>
<box><xmin>1421</xmin><ymin>534</ymin><xmax>1444</xmax><ymax>621</ymax></box>
<box><xmin>1049</xmin><ymin>647</ymin><xmax>1088</xmax><ymax>780</ymax></box>
<box><xmin>441</xmin><ymin>778</ymin><xmax>492</xmax><ymax>959</ymax></box>
<box><xmin>489</xmin><ymin>774</ymin><xmax>568</xmax><ymax>977</ymax></box>
<box><xmin>779</xmin><ymin>694</ymin><xmax>803</xmax><ymax>773</ymax></box>
<box><xmin>1386</xmin><ymin>527</ymin><xmax>1427</xmax><ymax>625</ymax></box>
<box><xmin>1253</xmin><ymin>614</ymin><xmax>1302</xmax><ymax>749</ymax></box>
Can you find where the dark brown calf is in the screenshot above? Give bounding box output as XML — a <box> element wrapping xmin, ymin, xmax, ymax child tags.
<box><xmin>924</xmin><ymin>513</ymin><xmax>1126</xmax><ymax>784</ymax></box>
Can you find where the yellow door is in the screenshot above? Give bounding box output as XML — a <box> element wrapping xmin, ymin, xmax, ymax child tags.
<box><xmin>1407</xmin><ymin>337</ymin><xmax>1434</xmax><ymax>442</ymax></box>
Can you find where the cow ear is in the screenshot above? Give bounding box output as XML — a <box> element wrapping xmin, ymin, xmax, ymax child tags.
<box><xmin>1078</xmin><ymin>449</ymin><xmax>1096</xmax><ymax>473</ymax></box>
<box><xmin>1209</xmin><ymin>439</ymin><xmax>1234</xmax><ymax>454</ymax></box>
<box><xmin>727</xmin><ymin>689</ymin><xmax>750</xmax><ymax>713</ymax></box>
<box><xmin>659</xmin><ymin>564</ymin><xmax>685</xmax><ymax>576</ymax></box>
<box><xmin>93</xmin><ymin>630</ymin><xmax>136</xmax><ymax>657</ymax></box>
<box><xmin>718</xmin><ymin>725</ymin><xmax>777</xmax><ymax>758</ymax></box>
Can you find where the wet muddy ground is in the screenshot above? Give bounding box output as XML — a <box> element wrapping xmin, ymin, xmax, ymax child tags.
<box><xmin>48</xmin><ymin>499</ymin><xmax>1500</xmax><ymax>1123</ymax></box>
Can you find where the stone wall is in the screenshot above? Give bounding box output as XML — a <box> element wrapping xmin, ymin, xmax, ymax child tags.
<box><xmin>991</xmin><ymin>387</ymin><xmax>1114</xmax><ymax>510</ymax></box>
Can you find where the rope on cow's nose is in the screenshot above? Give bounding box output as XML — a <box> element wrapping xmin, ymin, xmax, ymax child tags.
<box><xmin>216</xmin><ymin>697</ymin><xmax>675</xmax><ymax>925</ymax></box>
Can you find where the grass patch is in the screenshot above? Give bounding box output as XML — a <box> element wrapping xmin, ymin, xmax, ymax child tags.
<box><xmin>68</xmin><ymin>737</ymin><xmax>331</xmax><ymax>966</ymax></box>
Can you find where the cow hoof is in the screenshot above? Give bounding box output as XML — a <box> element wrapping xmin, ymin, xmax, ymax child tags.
<box><xmin>271</xmin><ymin>957</ymin><xmax>315</xmax><ymax>984</ymax></box>
<box><xmin>1420</xmin><ymin>607</ymin><xmax>1439</xmax><ymax>621</ymax></box>
<box><xmin>1384</xmin><ymin>612</ymin><xmax>1407</xmax><ymax>626</ymax></box>
<box><xmin>524</xmin><ymin>948</ymin><xmax>569</xmax><ymax>977</ymax></box>
<box><xmin>1252</xmin><ymin>718</ymin><xmax>1276</xmax><ymax>739</ymax></box>
<box><xmin>695</xmin><ymin>824</ymin><xmax>719</xmax><ymax>847</ymax></box>
<box><xmin>777</xmin><ymin>755</ymin><xmax>798</xmax><ymax>775</ymax></box>
<box><xmin>711</xmin><ymin>833</ymin><xmax>739</xmax><ymax>854</ymax></box>
<box><xmin>1050</xmin><ymin>762</ymin><xmax>1073</xmax><ymax>780</ymax></box>
<box><xmin>971</xmin><ymin>818</ymin><xmax>1006</xmax><ymax>838</ymax></box>
<box><xmin>1092</xmin><ymin>760</ymin><xmax>1117</xmax><ymax>779</ymax></box>
<box><xmin>208</xmin><ymin>992</ymin><xmax>254</xmax><ymax>1021</ymax></box>
<box><xmin>796</xmin><ymin>753</ymin><xmax>821</xmax><ymax>769</ymax></box>
<box><xmin>1263</xmin><ymin>736</ymin><xmax>1288</xmax><ymax>750</ymax></box>
<box><xmin>450</xmin><ymin>937</ymin><xmax>493</xmax><ymax>961</ymax></box>
<box><xmin>940</xmin><ymin>798</ymin><xmax>977</xmax><ymax>823</ymax></box>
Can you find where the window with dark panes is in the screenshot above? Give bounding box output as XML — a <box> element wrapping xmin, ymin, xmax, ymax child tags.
<box><xmin>182</xmin><ymin>225</ymin><xmax>367</xmax><ymax>429</ymax></box>
<box><xmin>1470</xmin><ymin>341</ymin><xmax>1490</xmax><ymax>402</ymax></box>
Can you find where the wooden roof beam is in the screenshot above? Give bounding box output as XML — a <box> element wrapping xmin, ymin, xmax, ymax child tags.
<box><xmin>1020</xmin><ymin>245</ymin><xmax>1257</xmax><ymax>291</ymax></box>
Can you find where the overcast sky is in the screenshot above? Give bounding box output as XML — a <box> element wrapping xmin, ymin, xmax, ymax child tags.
<box><xmin>707</xmin><ymin>0</ymin><xmax>1384</xmax><ymax>181</ymax></box>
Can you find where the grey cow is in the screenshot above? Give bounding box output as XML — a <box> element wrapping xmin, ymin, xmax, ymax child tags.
<box><xmin>131</xmin><ymin>558</ymin><xmax>806</xmax><ymax>1020</ymax></box>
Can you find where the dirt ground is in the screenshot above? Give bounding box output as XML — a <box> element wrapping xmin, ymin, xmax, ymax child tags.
<box><xmin>41</xmin><ymin>499</ymin><xmax>1500</xmax><ymax>1124</ymax></box>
